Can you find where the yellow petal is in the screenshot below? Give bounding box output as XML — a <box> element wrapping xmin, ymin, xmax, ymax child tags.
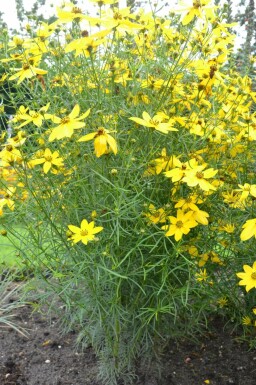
<box><xmin>69</xmin><ymin>104</ymin><xmax>80</xmax><ymax>119</ymax></box>
<box><xmin>106</xmin><ymin>134</ymin><xmax>117</xmax><ymax>155</ymax></box>
<box><xmin>78</xmin><ymin>132</ymin><xmax>96</xmax><ymax>142</ymax></box>
<box><xmin>43</xmin><ymin>161</ymin><xmax>51</xmax><ymax>174</ymax></box>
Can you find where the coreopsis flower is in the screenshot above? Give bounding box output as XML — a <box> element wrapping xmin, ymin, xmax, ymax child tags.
<box><xmin>6</xmin><ymin>131</ymin><xmax>26</xmax><ymax>147</ymax></box>
<box><xmin>219</xmin><ymin>222</ymin><xmax>235</xmax><ymax>233</ymax></box>
<box><xmin>190</xmin><ymin>209</ymin><xmax>209</xmax><ymax>225</ymax></box>
<box><xmin>27</xmin><ymin>37</ymin><xmax>51</xmax><ymax>56</ymax></box>
<box><xmin>198</xmin><ymin>251</ymin><xmax>222</xmax><ymax>267</ymax></box>
<box><xmin>144</xmin><ymin>204</ymin><xmax>167</xmax><ymax>225</ymax></box>
<box><xmin>236</xmin><ymin>261</ymin><xmax>256</xmax><ymax>292</ymax></box>
<box><xmin>188</xmin><ymin>113</ymin><xmax>206</xmax><ymax>137</ymax></box>
<box><xmin>0</xmin><ymin>145</ymin><xmax>23</xmax><ymax>166</ymax></box>
<box><xmin>9</xmin><ymin>62</ymin><xmax>47</xmax><ymax>84</ymax></box>
<box><xmin>47</xmin><ymin>105</ymin><xmax>90</xmax><ymax>141</ymax></box>
<box><xmin>65</xmin><ymin>30</ymin><xmax>111</xmax><ymax>57</ymax></box>
<box><xmin>161</xmin><ymin>210</ymin><xmax>197</xmax><ymax>241</ymax></box>
<box><xmin>186</xmin><ymin>245</ymin><xmax>198</xmax><ymax>257</ymax></box>
<box><xmin>13</xmin><ymin>103</ymin><xmax>50</xmax><ymax>128</ymax></box>
<box><xmin>241</xmin><ymin>316</ymin><xmax>252</xmax><ymax>326</ymax></box>
<box><xmin>56</xmin><ymin>4</ymin><xmax>88</xmax><ymax>23</ymax></box>
<box><xmin>195</xmin><ymin>268</ymin><xmax>209</xmax><ymax>282</ymax></box>
<box><xmin>8</xmin><ymin>36</ymin><xmax>25</xmax><ymax>50</ymax></box>
<box><xmin>1</xmin><ymin>53</ymin><xmax>24</xmax><ymax>64</ymax></box>
<box><xmin>0</xmin><ymin>187</ymin><xmax>16</xmax><ymax>212</ymax></box>
<box><xmin>236</xmin><ymin>183</ymin><xmax>256</xmax><ymax>201</ymax></box>
<box><xmin>130</xmin><ymin>112</ymin><xmax>178</xmax><ymax>134</ymax></box>
<box><xmin>144</xmin><ymin>150</ymin><xmax>177</xmax><ymax>176</ymax></box>
<box><xmin>10</xmin><ymin>106</ymin><xmax>29</xmax><ymax>125</ymax></box>
<box><xmin>0</xmin><ymin>167</ymin><xmax>17</xmax><ymax>184</ymax></box>
<box><xmin>140</xmin><ymin>75</ymin><xmax>165</xmax><ymax>90</ymax></box>
<box><xmin>222</xmin><ymin>190</ymin><xmax>245</xmax><ymax>209</ymax></box>
<box><xmin>78</xmin><ymin>127</ymin><xmax>117</xmax><ymax>157</ymax></box>
<box><xmin>217</xmin><ymin>297</ymin><xmax>228</xmax><ymax>308</ymax></box>
<box><xmin>100</xmin><ymin>7</ymin><xmax>143</xmax><ymax>31</ymax></box>
<box><xmin>164</xmin><ymin>158</ymin><xmax>200</xmax><ymax>182</ymax></box>
<box><xmin>28</xmin><ymin>148</ymin><xmax>64</xmax><ymax>174</ymax></box>
<box><xmin>240</xmin><ymin>218</ymin><xmax>256</xmax><ymax>241</ymax></box>
<box><xmin>36</xmin><ymin>21</ymin><xmax>58</xmax><ymax>39</ymax></box>
<box><xmin>68</xmin><ymin>219</ymin><xmax>103</xmax><ymax>245</ymax></box>
<box><xmin>177</xmin><ymin>0</ymin><xmax>216</xmax><ymax>26</ymax></box>
<box><xmin>151</xmin><ymin>148</ymin><xmax>177</xmax><ymax>175</ymax></box>
<box><xmin>107</xmin><ymin>59</ymin><xmax>132</xmax><ymax>87</ymax></box>
<box><xmin>127</xmin><ymin>91</ymin><xmax>150</xmax><ymax>106</ymax></box>
<box><xmin>175</xmin><ymin>194</ymin><xmax>203</xmax><ymax>211</ymax></box>
<box><xmin>182</xmin><ymin>164</ymin><xmax>218</xmax><ymax>191</ymax></box>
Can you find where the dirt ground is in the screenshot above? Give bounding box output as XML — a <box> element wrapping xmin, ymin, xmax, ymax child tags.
<box><xmin>0</xmin><ymin>303</ymin><xmax>256</xmax><ymax>385</ymax></box>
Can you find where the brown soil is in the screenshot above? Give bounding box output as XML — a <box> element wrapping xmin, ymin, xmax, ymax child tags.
<box><xmin>0</xmin><ymin>302</ymin><xmax>256</xmax><ymax>385</ymax></box>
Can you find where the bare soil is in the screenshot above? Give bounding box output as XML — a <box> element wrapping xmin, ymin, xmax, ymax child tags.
<box><xmin>0</xmin><ymin>303</ymin><xmax>256</xmax><ymax>385</ymax></box>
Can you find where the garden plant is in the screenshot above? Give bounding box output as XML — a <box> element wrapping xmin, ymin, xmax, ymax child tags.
<box><xmin>0</xmin><ymin>0</ymin><xmax>256</xmax><ymax>383</ymax></box>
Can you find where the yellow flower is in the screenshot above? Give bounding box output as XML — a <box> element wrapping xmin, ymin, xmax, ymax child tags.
<box><xmin>9</xmin><ymin>62</ymin><xmax>47</xmax><ymax>84</ymax></box>
<box><xmin>129</xmin><ymin>111</ymin><xmax>178</xmax><ymax>134</ymax></box>
<box><xmin>219</xmin><ymin>222</ymin><xmax>235</xmax><ymax>233</ymax></box>
<box><xmin>187</xmin><ymin>245</ymin><xmax>198</xmax><ymax>257</ymax></box>
<box><xmin>175</xmin><ymin>194</ymin><xmax>203</xmax><ymax>211</ymax></box>
<box><xmin>217</xmin><ymin>297</ymin><xmax>228</xmax><ymax>308</ymax></box>
<box><xmin>6</xmin><ymin>131</ymin><xmax>26</xmax><ymax>147</ymax></box>
<box><xmin>68</xmin><ymin>219</ymin><xmax>103</xmax><ymax>245</ymax></box>
<box><xmin>140</xmin><ymin>75</ymin><xmax>165</xmax><ymax>90</ymax></box>
<box><xmin>242</xmin><ymin>316</ymin><xmax>252</xmax><ymax>326</ymax></box>
<box><xmin>240</xmin><ymin>218</ymin><xmax>256</xmax><ymax>241</ymax></box>
<box><xmin>11</xmin><ymin>106</ymin><xmax>29</xmax><ymax>125</ymax></box>
<box><xmin>65</xmin><ymin>30</ymin><xmax>110</xmax><ymax>57</ymax></box>
<box><xmin>198</xmin><ymin>251</ymin><xmax>222</xmax><ymax>267</ymax></box>
<box><xmin>195</xmin><ymin>268</ymin><xmax>209</xmax><ymax>282</ymax></box>
<box><xmin>149</xmin><ymin>148</ymin><xmax>176</xmax><ymax>175</ymax></box>
<box><xmin>91</xmin><ymin>210</ymin><xmax>97</xmax><ymax>219</ymax></box>
<box><xmin>222</xmin><ymin>190</ymin><xmax>245</xmax><ymax>209</ymax></box>
<box><xmin>190</xmin><ymin>209</ymin><xmax>209</xmax><ymax>225</ymax></box>
<box><xmin>100</xmin><ymin>7</ymin><xmax>143</xmax><ymax>31</ymax></box>
<box><xmin>0</xmin><ymin>187</ymin><xmax>16</xmax><ymax>212</ymax></box>
<box><xmin>236</xmin><ymin>183</ymin><xmax>256</xmax><ymax>201</ymax></box>
<box><xmin>47</xmin><ymin>105</ymin><xmax>90</xmax><ymax>141</ymax></box>
<box><xmin>0</xmin><ymin>145</ymin><xmax>23</xmax><ymax>166</ymax></box>
<box><xmin>28</xmin><ymin>148</ymin><xmax>64</xmax><ymax>174</ymax></box>
<box><xmin>161</xmin><ymin>209</ymin><xmax>197</xmax><ymax>241</ymax></box>
<box><xmin>15</xmin><ymin>103</ymin><xmax>50</xmax><ymax>128</ymax></box>
<box><xmin>56</xmin><ymin>4</ymin><xmax>88</xmax><ymax>23</ymax></box>
<box><xmin>236</xmin><ymin>261</ymin><xmax>256</xmax><ymax>292</ymax></box>
<box><xmin>182</xmin><ymin>164</ymin><xmax>218</xmax><ymax>191</ymax></box>
<box><xmin>78</xmin><ymin>127</ymin><xmax>117</xmax><ymax>157</ymax></box>
<box><xmin>8</xmin><ymin>36</ymin><xmax>25</xmax><ymax>50</ymax></box>
<box><xmin>165</xmin><ymin>158</ymin><xmax>200</xmax><ymax>183</ymax></box>
<box><xmin>177</xmin><ymin>0</ymin><xmax>216</xmax><ymax>26</ymax></box>
<box><xmin>29</xmin><ymin>109</ymin><xmax>48</xmax><ymax>127</ymax></box>
<box><xmin>144</xmin><ymin>204</ymin><xmax>167</xmax><ymax>224</ymax></box>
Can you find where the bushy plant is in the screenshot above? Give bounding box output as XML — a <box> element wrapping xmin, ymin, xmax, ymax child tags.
<box><xmin>0</xmin><ymin>1</ymin><xmax>256</xmax><ymax>383</ymax></box>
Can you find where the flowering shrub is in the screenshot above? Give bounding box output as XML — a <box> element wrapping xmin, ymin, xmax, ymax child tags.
<box><xmin>0</xmin><ymin>1</ymin><xmax>256</xmax><ymax>383</ymax></box>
